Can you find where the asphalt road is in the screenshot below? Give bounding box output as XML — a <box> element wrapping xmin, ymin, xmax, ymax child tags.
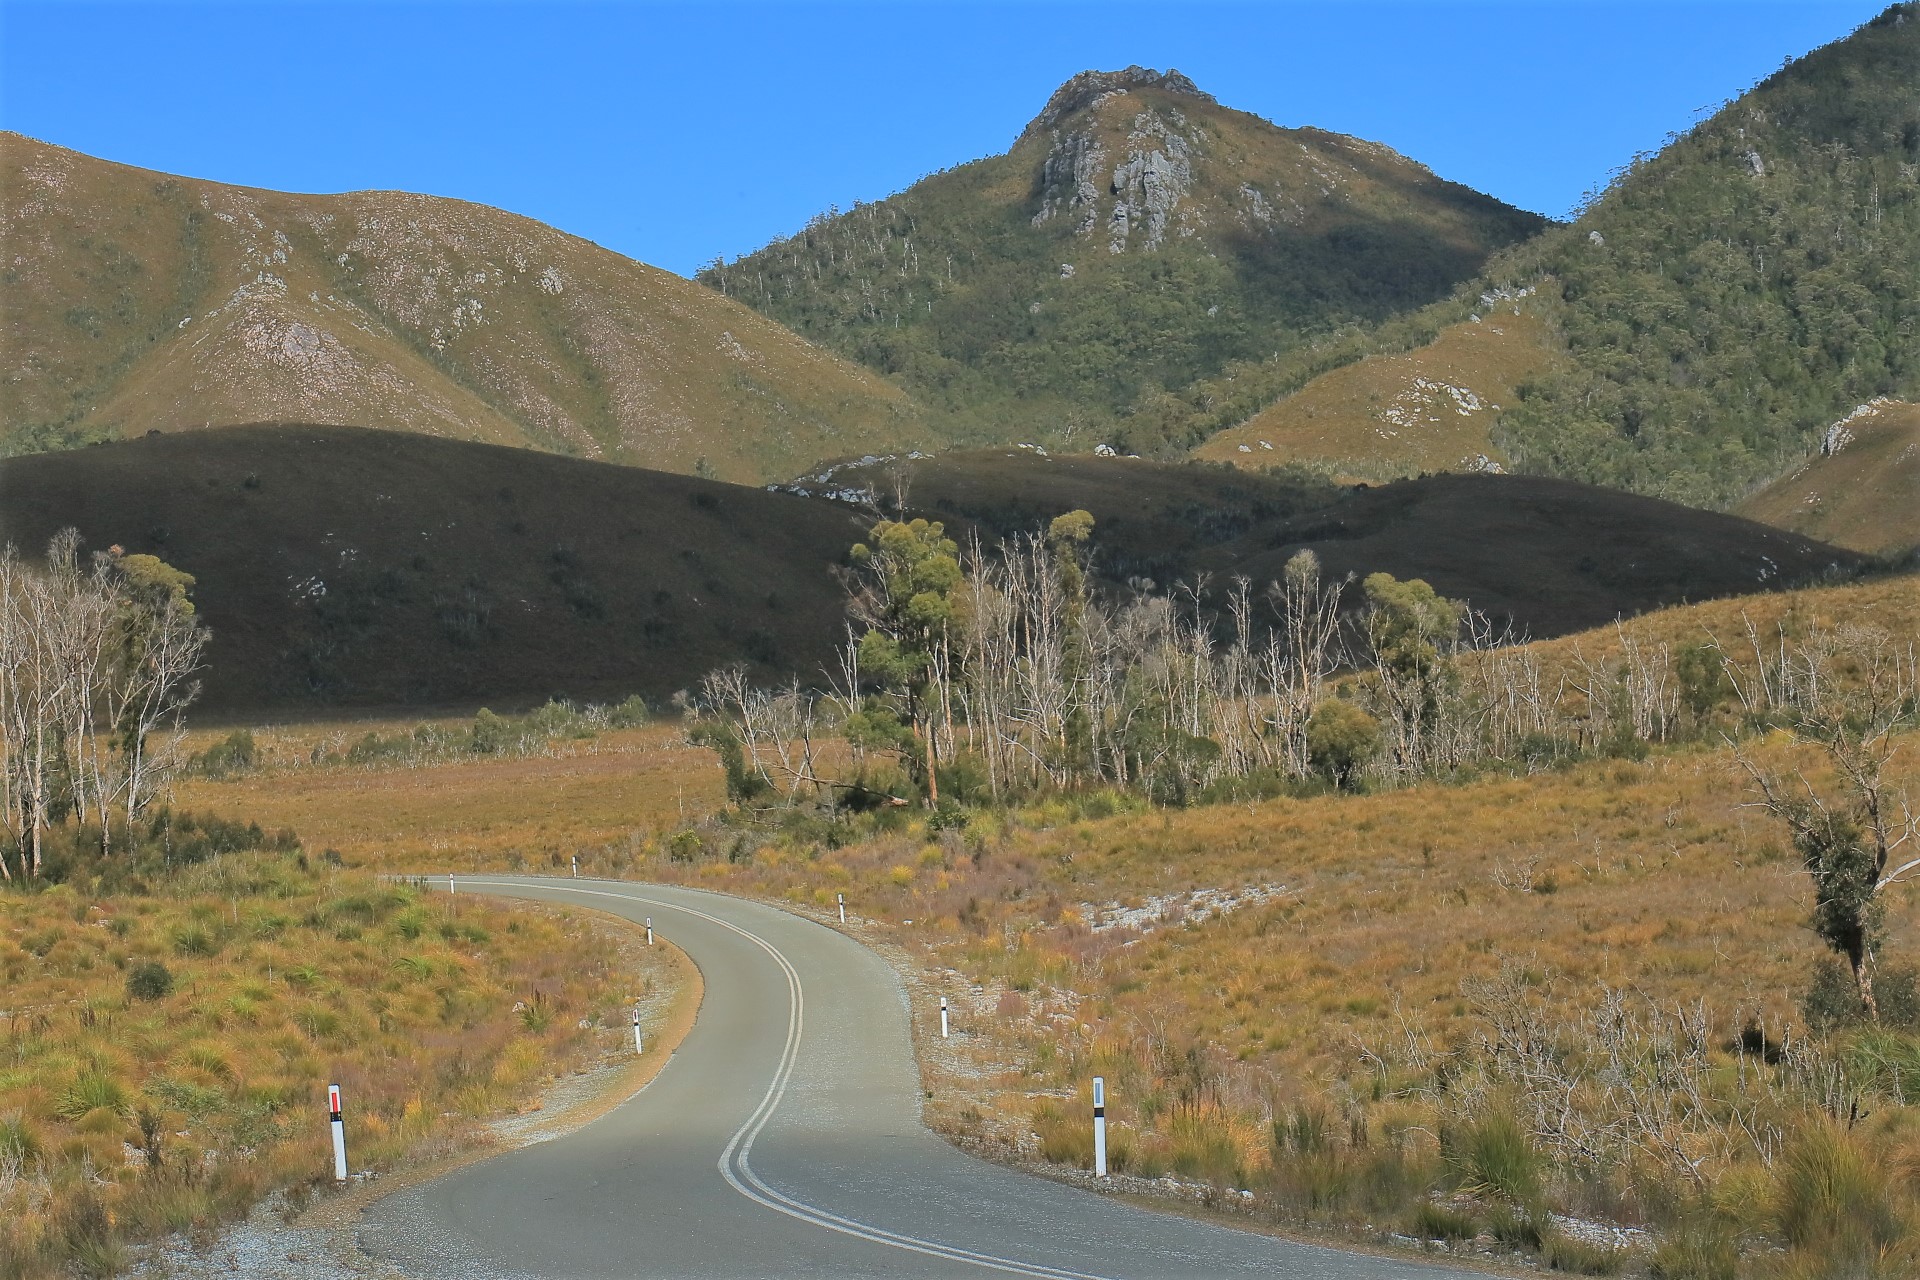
<box><xmin>358</xmin><ymin>877</ymin><xmax>1485</xmax><ymax>1279</ymax></box>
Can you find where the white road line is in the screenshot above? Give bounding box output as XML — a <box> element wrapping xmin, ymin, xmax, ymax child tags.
<box><xmin>460</xmin><ymin>878</ymin><xmax>1123</xmax><ymax>1280</ymax></box>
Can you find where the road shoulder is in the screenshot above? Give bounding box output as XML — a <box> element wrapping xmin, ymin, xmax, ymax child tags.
<box><xmin>131</xmin><ymin>899</ymin><xmax>703</xmax><ymax>1280</ymax></box>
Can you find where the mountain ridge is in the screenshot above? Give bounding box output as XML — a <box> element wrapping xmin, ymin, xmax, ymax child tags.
<box><xmin>699</xmin><ymin>66</ymin><xmax>1548</xmax><ymax>451</ymax></box>
<box><xmin>1180</xmin><ymin>3</ymin><xmax>1920</xmax><ymax>527</ymax></box>
<box><xmin>0</xmin><ymin>131</ymin><xmax>928</xmax><ymax>482</ymax></box>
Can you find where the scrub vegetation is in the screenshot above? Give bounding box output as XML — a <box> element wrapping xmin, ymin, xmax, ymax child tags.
<box><xmin>0</xmin><ymin>548</ymin><xmax>677</xmax><ymax>1277</ymax></box>
<box><xmin>1</xmin><ymin>428</ymin><xmax>1859</xmax><ymax>722</ymax></box>
<box><xmin>669</xmin><ymin>568</ymin><xmax>1920</xmax><ymax>1277</ymax></box>
<box><xmin>0</xmin><ymin>845</ymin><xmax>647</xmax><ymax>1278</ymax></box>
<box><xmin>176</xmin><ymin>574</ymin><xmax>1920</xmax><ymax>1276</ymax></box>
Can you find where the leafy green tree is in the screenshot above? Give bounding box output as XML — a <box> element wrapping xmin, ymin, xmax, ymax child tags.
<box><xmin>687</xmin><ymin>720</ymin><xmax>770</xmax><ymax>805</ymax></box>
<box><xmin>1306</xmin><ymin>699</ymin><xmax>1380</xmax><ymax>790</ymax></box>
<box><xmin>1675</xmin><ymin>643</ymin><xmax>1733</xmax><ymax>729</ymax></box>
<box><xmin>112</xmin><ymin>554</ymin><xmax>196</xmax><ymax>617</ymax></box>
<box><xmin>1361</xmin><ymin>572</ymin><xmax>1464</xmax><ymax>774</ymax></box>
<box><xmin>846</xmin><ymin>519</ymin><xmax>963</xmax><ymax>802</ymax></box>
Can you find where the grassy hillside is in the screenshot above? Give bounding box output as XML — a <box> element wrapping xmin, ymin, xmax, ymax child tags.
<box><xmin>700</xmin><ymin>67</ymin><xmax>1546</xmax><ymax>449</ymax></box>
<box><xmin>1737</xmin><ymin>399</ymin><xmax>1920</xmax><ymax>559</ymax></box>
<box><xmin>1190</xmin><ymin>304</ymin><xmax>1559</xmax><ymax>477</ymax></box>
<box><xmin>0</xmin><ymin>133</ymin><xmax>926</xmax><ymax>483</ymax></box>
<box><xmin>0</xmin><ymin>430</ymin><xmax>1865</xmax><ymax>718</ymax></box>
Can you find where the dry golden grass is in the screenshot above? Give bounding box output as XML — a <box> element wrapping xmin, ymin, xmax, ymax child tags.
<box><xmin>0</xmin><ymin>847</ymin><xmax>689</xmax><ymax>1276</ymax></box>
<box><xmin>1194</xmin><ymin>308</ymin><xmax>1558</xmax><ymax>478</ymax></box>
<box><xmin>1521</xmin><ymin>574</ymin><xmax>1920</xmax><ymax>668</ymax></box>
<box><xmin>1736</xmin><ymin>399</ymin><xmax>1920</xmax><ymax>557</ymax></box>
<box><xmin>173</xmin><ymin>721</ymin><xmax>724</xmax><ymax>870</ymax></box>
<box><xmin>152</xmin><ymin>579</ymin><xmax>1920</xmax><ymax>1272</ymax></box>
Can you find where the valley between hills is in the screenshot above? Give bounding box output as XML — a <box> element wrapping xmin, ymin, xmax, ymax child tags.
<box><xmin>2</xmin><ymin>5</ymin><xmax>1918</xmax><ymax>1280</ymax></box>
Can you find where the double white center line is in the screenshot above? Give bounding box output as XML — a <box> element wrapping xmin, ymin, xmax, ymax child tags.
<box><xmin>463</xmin><ymin>878</ymin><xmax>1121</xmax><ymax>1279</ymax></box>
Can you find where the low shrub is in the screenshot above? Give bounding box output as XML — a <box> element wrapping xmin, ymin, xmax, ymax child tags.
<box><xmin>126</xmin><ymin>960</ymin><xmax>174</xmax><ymax>1001</ymax></box>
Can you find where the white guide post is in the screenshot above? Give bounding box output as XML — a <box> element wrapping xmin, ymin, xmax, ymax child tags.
<box><xmin>632</xmin><ymin>1006</ymin><xmax>644</xmax><ymax>1055</ymax></box>
<box><xmin>939</xmin><ymin>995</ymin><xmax>950</xmax><ymax>1039</ymax></box>
<box><xmin>447</xmin><ymin>873</ymin><xmax>455</xmax><ymax>895</ymax></box>
<box><xmin>645</xmin><ymin>918</ymin><xmax>654</xmax><ymax>946</ymax></box>
<box><xmin>1092</xmin><ymin>1076</ymin><xmax>1108</xmax><ymax>1179</ymax></box>
<box><xmin>571</xmin><ymin>855</ymin><xmax>578</xmax><ymax>878</ymax></box>
<box><xmin>837</xmin><ymin>892</ymin><xmax>846</xmax><ymax>924</ymax></box>
<box><xmin>328</xmin><ymin>1083</ymin><xmax>348</xmax><ymax>1183</ymax></box>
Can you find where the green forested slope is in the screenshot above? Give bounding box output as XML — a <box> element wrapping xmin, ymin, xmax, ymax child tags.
<box><xmin>1488</xmin><ymin>3</ymin><xmax>1920</xmax><ymax>507</ymax></box>
<box><xmin>699</xmin><ymin>68</ymin><xmax>1547</xmax><ymax>450</ymax></box>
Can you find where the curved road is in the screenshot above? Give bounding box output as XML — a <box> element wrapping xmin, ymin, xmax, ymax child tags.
<box><xmin>359</xmin><ymin>877</ymin><xmax>1482</xmax><ymax>1279</ymax></box>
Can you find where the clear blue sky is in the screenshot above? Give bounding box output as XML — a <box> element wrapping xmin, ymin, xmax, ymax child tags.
<box><xmin>0</xmin><ymin>1</ymin><xmax>1892</xmax><ymax>277</ymax></box>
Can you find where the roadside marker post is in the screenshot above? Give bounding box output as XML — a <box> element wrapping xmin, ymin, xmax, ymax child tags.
<box><xmin>633</xmin><ymin>1006</ymin><xmax>644</xmax><ymax>1055</ymax></box>
<box><xmin>939</xmin><ymin>996</ymin><xmax>950</xmax><ymax>1039</ymax></box>
<box><xmin>328</xmin><ymin>1083</ymin><xmax>348</xmax><ymax>1184</ymax></box>
<box><xmin>447</xmin><ymin>873</ymin><xmax>455</xmax><ymax>895</ymax></box>
<box><xmin>837</xmin><ymin>892</ymin><xmax>846</xmax><ymax>924</ymax></box>
<box><xmin>571</xmin><ymin>855</ymin><xmax>578</xmax><ymax>878</ymax></box>
<box><xmin>646</xmin><ymin>918</ymin><xmax>654</xmax><ymax>946</ymax></box>
<box><xmin>1092</xmin><ymin>1076</ymin><xmax>1108</xmax><ymax>1179</ymax></box>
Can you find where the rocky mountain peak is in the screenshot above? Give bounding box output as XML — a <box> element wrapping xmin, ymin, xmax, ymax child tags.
<box><xmin>1022</xmin><ymin>66</ymin><xmax>1215</xmax><ymax>138</ymax></box>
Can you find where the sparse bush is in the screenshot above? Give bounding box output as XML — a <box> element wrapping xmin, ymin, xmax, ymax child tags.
<box><xmin>1033</xmin><ymin>1100</ymin><xmax>1094</xmax><ymax>1168</ymax></box>
<box><xmin>1649</xmin><ymin>1217</ymin><xmax>1739</xmax><ymax>1280</ymax></box>
<box><xmin>170</xmin><ymin>924</ymin><xmax>218</xmax><ymax>956</ymax></box>
<box><xmin>189</xmin><ymin>730</ymin><xmax>256</xmax><ymax>779</ymax></box>
<box><xmin>1542</xmin><ymin>1232</ymin><xmax>1626</xmax><ymax>1275</ymax></box>
<box><xmin>608</xmin><ymin>694</ymin><xmax>650</xmax><ymax>728</ymax></box>
<box><xmin>54</xmin><ymin>1188</ymin><xmax>122</xmax><ymax>1278</ymax></box>
<box><xmin>1167</xmin><ymin>1107</ymin><xmax>1244</xmax><ymax>1187</ymax></box>
<box><xmin>470</xmin><ymin>708</ymin><xmax>513</xmax><ymax>755</ymax></box>
<box><xmin>0</xmin><ymin>1114</ymin><xmax>40</xmax><ymax>1163</ymax></box>
<box><xmin>1805</xmin><ymin>958</ymin><xmax>1920</xmax><ymax>1031</ymax></box>
<box><xmin>1275</xmin><ymin>1105</ymin><xmax>1331</xmax><ymax>1157</ymax></box>
<box><xmin>126</xmin><ymin>960</ymin><xmax>174</xmax><ymax>1001</ymax></box>
<box><xmin>55</xmin><ymin>1072</ymin><xmax>129</xmax><ymax>1122</ymax></box>
<box><xmin>519</xmin><ymin>992</ymin><xmax>554</xmax><ymax>1032</ymax></box>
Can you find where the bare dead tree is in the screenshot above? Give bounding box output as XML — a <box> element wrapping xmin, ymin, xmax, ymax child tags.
<box><xmin>0</xmin><ymin>534</ymin><xmax>208</xmax><ymax>876</ymax></box>
<box><xmin>1735</xmin><ymin>624</ymin><xmax>1918</xmax><ymax>1020</ymax></box>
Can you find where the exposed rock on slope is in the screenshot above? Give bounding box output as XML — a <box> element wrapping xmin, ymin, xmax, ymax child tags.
<box><xmin>0</xmin><ymin>133</ymin><xmax>926</xmax><ymax>482</ymax></box>
<box><xmin>1737</xmin><ymin>399</ymin><xmax>1920</xmax><ymax>559</ymax></box>
<box><xmin>1192</xmin><ymin>300</ymin><xmax>1559</xmax><ymax>478</ymax></box>
<box><xmin>700</xmin><ymin>67</ymin><xmax>1547</xmax><ymax>449</ymax></box>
